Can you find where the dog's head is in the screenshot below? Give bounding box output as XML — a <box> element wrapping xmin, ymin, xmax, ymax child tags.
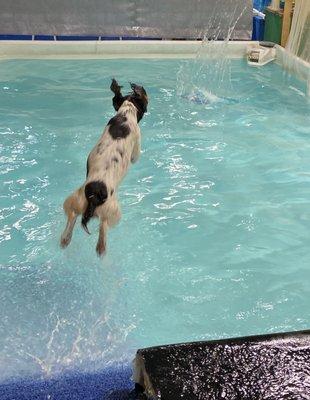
<box><xmin>110</xmin><ymin>79</ymin><xmax>148</xmax><ymax>122</ymax></box>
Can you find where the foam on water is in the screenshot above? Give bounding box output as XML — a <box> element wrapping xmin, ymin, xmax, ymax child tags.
<box><xmin>0</xmin><ymin>58</ymin><xmax>309</xmax><ymax>382</ymax></box>
<box><xmin>182</xmin><ymin>88</ymin><xmax>238</xmax><ymax>106</ymax></box>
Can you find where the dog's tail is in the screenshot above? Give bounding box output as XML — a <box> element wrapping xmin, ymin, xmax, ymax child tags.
<box><xmin>81</xmin><ymin>181</ymin><xmax>108</xmax><ymax>234</ymax></box>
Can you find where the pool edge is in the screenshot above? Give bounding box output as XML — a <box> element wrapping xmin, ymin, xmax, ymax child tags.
<box><xmin>0</xmin><ymin>40</ymin><xmax>308</xmax><ymax>84</ymax></box>
<box><xmin>0</xmin><ymin>40</ymin><xmax>256</xmax><ymax>60</ymax></box>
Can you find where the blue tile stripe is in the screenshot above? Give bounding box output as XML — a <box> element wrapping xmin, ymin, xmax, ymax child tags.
<box><xmin>0</xmin><ymin>34</ymin><xmax>164</xmax><ymax>41</ymax></box>
<box><xmin>0</xmin><ymin>34</ymin><xmax>33</xmax><ymax>40</ymax></box>
<box><xmin>34</xmin><ymin>35</ymin><xmax>55</xmax><ymax>40</ymax></box>
<box><xmin>0</xmin><ymin>34</ymin><xmax>254</xmax><ymax>41</ymax></box>
<box><xmin>121</xmin><ymin>36</ymin><xmax>162</xmax><ymax>41</ymax></box>
<box><xmin>56</xmin><ymin>35</ymin><xmax>100</xmax><ymax>41</ymax></box>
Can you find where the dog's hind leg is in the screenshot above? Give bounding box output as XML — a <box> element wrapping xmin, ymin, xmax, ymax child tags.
<box><xmin>96</xmin><ymin>218</ymin><xmax>108</xmax><ymax>257</ymax></box>
<box><xmin>60</xmin><ymin>187</ymin><xmax>86</xmax><ymax>248</ymax></box>
<box><xmin>131</xmin><ymin>135</ymin><xmax>141</xmax><ymax>164</ymax></box>
<box><xmin>107</xmin><ymin>198</ymin><xmax>121</xmax><ymax>228</ymax></box>
<box><xmin>60</xmin><ymin>211</ymin><xmax>77</xmax><ymax>248</ymax></box>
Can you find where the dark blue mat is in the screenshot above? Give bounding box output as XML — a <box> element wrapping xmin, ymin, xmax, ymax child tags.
<box><xmin>0</xmin><ymin>364</ymin><xmax>134</xmax><ymax>400</ymax></box>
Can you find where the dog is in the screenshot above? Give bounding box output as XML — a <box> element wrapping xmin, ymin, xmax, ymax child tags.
<box><xmin>60</xmin><ymin>79</ymin><xmax>148</xmax><ymax>256</ymax></box>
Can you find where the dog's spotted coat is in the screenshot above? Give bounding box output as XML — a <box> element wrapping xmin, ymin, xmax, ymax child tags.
<box><xmin>60</xmin><ymin>80</ymin><xmax>148</xmax><ymax>256</ymax></box>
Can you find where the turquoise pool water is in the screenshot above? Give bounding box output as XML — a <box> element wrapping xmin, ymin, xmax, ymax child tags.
<box><xmin>0</xmin><ymin>58</ymin><xmax>309</xmax><ymax>381</ymax></box>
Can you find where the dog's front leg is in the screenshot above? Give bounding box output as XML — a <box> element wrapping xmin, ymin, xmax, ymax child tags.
<box><xmin>110</xmin><ymin>78</ymin><xmax>125</xmax><ymax>111</ymax></box>
<box><xmin>131</xmin><ymin>136</ymin><xmax>141</xmax><ymax>164</ymax></box>
<box><xmin>96</xmin><ymin>219</ymin><xmax>108</xmax><ymax>257</ymax></box>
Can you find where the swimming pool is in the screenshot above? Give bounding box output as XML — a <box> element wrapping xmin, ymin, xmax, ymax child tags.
<box><xmin>0</xmin><ymin>56</ymin><xmax>309</xmax><ymax>385</ymax></box>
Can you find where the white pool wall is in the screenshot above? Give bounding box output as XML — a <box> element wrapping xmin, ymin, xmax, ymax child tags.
<box><xmin>0</xmin><ymin>40</ymin><xmax>257</xmax><ymax>59</ymax></box>
<box><xmin>275</xmin><ymin>45</ymin><xmax>310</xmax><ymax>84</ymax></box>
<box><xmin>0</xmin><ymin>40</ymin><xmax>308</xmax><ymax>84</ymax></box>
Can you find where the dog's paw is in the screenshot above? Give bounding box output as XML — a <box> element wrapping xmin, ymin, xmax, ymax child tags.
<box><xmin>60</xmin><ymin>235</ymin><xmax>71</xmax><ymax>248</ymax></box>
<box><xmin>96</xmin><ymin>241</ymin><xmax>106</xmax><ymax>257</ymax></box>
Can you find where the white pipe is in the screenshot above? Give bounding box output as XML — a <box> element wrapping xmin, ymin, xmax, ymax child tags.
<box><xmin>253</xmin><ymin>8</ymin><xmax>266</xmax><ymax>18</ymax></box>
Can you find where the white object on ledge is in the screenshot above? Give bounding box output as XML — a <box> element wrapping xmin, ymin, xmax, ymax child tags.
<box><xmin>247</xmin><ymin>46</ymin><xmax>276</xmax><ymax>66</ymax></box>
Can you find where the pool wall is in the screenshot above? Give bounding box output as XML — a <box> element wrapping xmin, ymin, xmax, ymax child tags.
<box><xmin>0</xmin><ymin>40</ymin><xmax>255</xmax><ymax>59</ymax></box>
<box><xmin>0</xmin><ymin>40</ymin><xmax>309</xmax><ymax>84</ymax></box>
<box><xmin>275</xmin><ymin>44</ymin><xmax>310</xmax><ymax>84</ymax></box>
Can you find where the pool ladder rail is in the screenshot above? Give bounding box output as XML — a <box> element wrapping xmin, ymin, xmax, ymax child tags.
<box><xmin>247</xmin><ymin>42</ymin><xmax>276</xmax><ymax>66</ymax></box>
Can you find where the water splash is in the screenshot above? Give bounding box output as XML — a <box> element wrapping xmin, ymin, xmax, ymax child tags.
<box><xmin>181</xmin><ymin>88</ymin><xmax>238</xmax><ymax>106</ymax></box>
<box><xmin>177</xmin><ymin>1</ymin><xmax>249</xmax><ymax>102</ymax></box>
<box><xmin>284</xmin><ymin>0</ymin><xmax>310</xmax><ymax>96</ymax></box>
<box><xmin>286</xmin><ymin>0</ymin><xmax>310</xmax><ymax>64</ymax></box>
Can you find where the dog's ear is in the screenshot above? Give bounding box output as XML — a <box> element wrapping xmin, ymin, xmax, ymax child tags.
<box><xmin>129</xmin><ymin>83</ymin><xmax>148</xmax><ymax>122</ymax></box>
<box><xmin>130</xmin><ymin>83</ymin><xmax>148</xmax><ymax>113</ymax></box>
<box><xmin>130</xmin><ymin>83</ymin><xmax>148</xmax><ymax>101</ymax></box>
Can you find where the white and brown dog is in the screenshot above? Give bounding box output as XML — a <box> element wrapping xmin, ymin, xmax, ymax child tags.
<box><xmin>60</xmin><ymin>79</ymin><xmax>148</xmax><ymax>256</ymax></box>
